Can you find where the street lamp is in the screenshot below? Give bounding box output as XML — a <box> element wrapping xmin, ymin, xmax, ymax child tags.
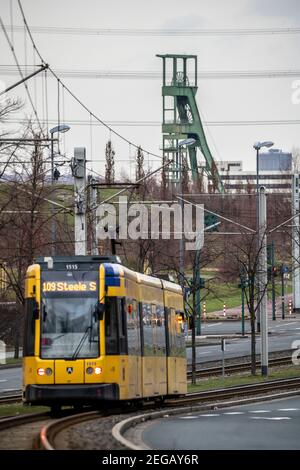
<box><xmin>253</xmin><ymin>141</ymin><xmax>273</xmax><ymax>377</ymax></box>
<box><xmin>253</xmin><ymin>140</ymin><xmax>274</xmax><ymax>333</ymax></box>
<box><xmin>253</xmin><ymin>141</ymin><xmax>274</xmax><ymax>196</ymax></box>
<box><xmin>49</xmin><ymin>124</ymin><xmax>71</xmax><ymax>255</ymax></box>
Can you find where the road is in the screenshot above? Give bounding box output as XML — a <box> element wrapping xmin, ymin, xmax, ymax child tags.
<box><xmin>187</xmin><ymin>318</ymin><xmax>300</xmax><ymax>362</ymax></box>
<box><xmin>0</xmin><ymin>317</ymin><xmax>300</xmax><ymax>394</ymax></box>
<box><xmin>0</xmin><ymin>367</ymin><xmax>22</xmax><ymax>393</ymax></box>
<box><xmin>142</xmin><ymin>395</ymin><xmax>300</xmax><ymax>449</ymax></box>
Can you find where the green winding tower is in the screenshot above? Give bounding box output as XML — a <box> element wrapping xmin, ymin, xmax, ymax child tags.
<box><xmin>157</xmin><ymin>54</ymin><xmax>224</xmax><ymax>193</ymax></box>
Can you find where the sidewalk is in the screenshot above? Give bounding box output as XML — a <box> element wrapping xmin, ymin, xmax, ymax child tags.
<box><xmin>204</xmin><ymin>293</ymin><xmax>295</xmax><ymax>320</ymax></box>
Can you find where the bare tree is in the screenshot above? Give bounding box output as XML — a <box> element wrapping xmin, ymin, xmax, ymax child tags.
<box><xmin>105</xmin><ymin>140</ymin><xmax>115</xmax><ymax>184</ymax></box>
<box><xmin>135</xmin><ymin>146</ymin><xmax>145</xmax><ymax>183</ymax></box>
<box><xmin>181</xmin><ymin>155</ymin><xmax>189</xmax><ymax>195</ymax></box>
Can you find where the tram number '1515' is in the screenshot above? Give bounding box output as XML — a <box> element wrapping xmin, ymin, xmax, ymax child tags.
<box><xmin>66</xmin><ymin>264</ymin><xmax>78</xmax><ymax>270</ymax></box>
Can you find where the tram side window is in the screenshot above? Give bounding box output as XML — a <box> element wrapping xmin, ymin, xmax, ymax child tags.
<box><xmin>168</xmin><ymin>308</ymin><xmax>185</xmax><ymax>357</ymax></box>
<box><xmin>126</xmin><ymin>298</ymin><xmax>141</xmax><ymax>355</ymax></box>
<box><xmin>105</xmin><ymin>297</ymin><xmax>127</xmax><ymax>355</ymax></box>
<box><xmin>175</xmin><ymin>310</ymin><xmax>185</xmax><ymax>357</ymax></box>
<box><xmin>155</xmin><ymin>304</ymin><xmax>166</xmax><ymax>356</ymax></box>
<box><xmin>23</xmin><ymin>298</ymin><xmax>37</xmax><ymax>356</ymax></box>
<box><xmin>105</xmin><ymin>297</ymin><xmax>118</xmax><ymax>354</ymax></box>
<box><xmin>118</xmin><ymin>298</ymin><xmax>127</xmax><ymax>354</ymax></box>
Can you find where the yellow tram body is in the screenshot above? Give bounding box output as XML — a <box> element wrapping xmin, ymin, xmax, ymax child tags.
<box><xmin>22</xmin><ymin>256</ymin><xmax>187</xmax><ymax>407</ymax></box>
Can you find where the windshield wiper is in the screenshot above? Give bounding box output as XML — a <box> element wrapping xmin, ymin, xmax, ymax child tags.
<box><xmin>71</xmin><ymin>326</ymin><xmax>91</xmax><ymax>360</ymax></box>
<box><xmin>71</xmin><ymin>303</ymin><xmax>100</xmax><ymax>359</ymax></box>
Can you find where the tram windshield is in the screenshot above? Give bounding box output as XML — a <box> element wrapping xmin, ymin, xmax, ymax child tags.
<box><xmin>40</xmin><ymin>271</ymin><xmax>99</xmax><ymax>359</ymax></box>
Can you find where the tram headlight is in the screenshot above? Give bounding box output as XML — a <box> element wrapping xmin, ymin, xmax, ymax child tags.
<box><xmin>45</xmin><ymin>368</ymin><xmax>53</xmax><ymax>376</ymax></box>
<box><xmin>86</xmin><ymin>366</ymin><xmax>102</xmax><ymax>375</ymax></box>
<box><xmin>37</xmin><ymin>368</ymin><xmax>45</xmax><ymax>376</ymax></box>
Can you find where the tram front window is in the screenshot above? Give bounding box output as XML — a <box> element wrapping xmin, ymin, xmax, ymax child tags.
<box><xmin>41</xmin><ymin>297</ymin><xmax>99</xmax><ymax>359</ymax></box>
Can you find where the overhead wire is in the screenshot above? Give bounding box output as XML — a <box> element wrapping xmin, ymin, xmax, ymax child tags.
<box><xmin>16</xmin><ymin>0</ymin><xmax>167</xmax><ymax>163</ymax></box>
<box><xmin>0</xmin><ymin>17</ymin><xmax>45</xmax><ymax>136</ymax></box>
<box><xmin>1</xmin><ymin>66</ymin><xmax>300</xmax><ymax>79</ymax></box>
<box><xmin>4</xmin><ymin>24</ymin><xmax>300</xmax><ymax>36</ymax></box>
<box><xmin>4</xmin><ymin>117</ymin><xmax>300</xmax><ymax>127</ymax></box>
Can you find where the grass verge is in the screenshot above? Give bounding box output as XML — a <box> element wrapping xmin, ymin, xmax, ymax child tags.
<box><xmin>0</xmin><ymin>358</ymin><xmax>22</xmax><ymax>367</ymax></box>
<box><xmin>0</xmin><ymin>403</ymin><xmax>49</xmax><ymax>417</ymax></box>
<box><xmin>188</xmin><ymin>364</ymin><xmax>300</xmax><ymax>393</ymax></box>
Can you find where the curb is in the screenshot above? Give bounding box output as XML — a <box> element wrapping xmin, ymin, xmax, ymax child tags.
<box><xmin>112</xmin><ymin>389</ymin><xmax>300</xmax><ymax>450</ymax></box>
<box><xmin>0</xmin><ymin>363</ymin><xmax>22</xmax><ymax>370</ymax></box>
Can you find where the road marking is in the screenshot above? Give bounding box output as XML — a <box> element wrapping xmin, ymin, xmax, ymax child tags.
<box><xmin>223</xmin><ymin>412</ymin><xmax>244</xmax><ymax>415</ymax></box>
<box><xmin>1</xmin><ymin>388</ymin><xmax>16</xmax><ymax>392</ymax></box>
<box><xmin>199</xmin><ymin>414</ymin><xmax>220</xmax><ymax>417</ymax></box>
<box><xmin>0</xmin><ymin>379</ymin><xmax>7</xmax><ymax>383</ymax></box>
<box><xmin>179</xmin><ymin>416</ymin><xmax>198</xmax><ymax>419</ymax></box>
<box><xmin>284</xmin><ymin>322</ymin><xmax>296</xmax><ymax>326</ymax></box>
<box><xmin>200</xmin><ymin>351</ymin><xmax>211</xmax><ymax>355</ymax></box>
<box><xmin>250</xmin><ymin>417</ymin><xmax>291</xmax><ymax>420</ymax></box>
<box><xmin>205</xmin><ymin>323</ymin><xmax>223</xmax><ymax>328</ymax></box>
<box><xmin>277</xmin><ymin>408</ymin><xmax>299</xmax><ymax>412</ymax></box>
<box><xmin>249</xmin><ymin>410</ymin><xmax>270</xmax><ymax>413</ymax></box>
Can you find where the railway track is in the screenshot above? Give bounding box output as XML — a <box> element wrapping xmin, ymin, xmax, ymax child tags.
<box><xmin>0</xmin><ymin>355</ymin><xmax>293</xmax><ymax>410</ymax></box>
<box><xmin>38</xmin><ymin>376</ymin><xmax>300</xmax><ymax>450</ymax></box>
<box><xmin>187</xmin><ymin>355</ymin><xmax>292</xmax><ymax>379</ymax></box>
<box><xmin>0</xmin><ymin>391</ymin><xmax>22</xmax><ymax>405</ymax></box>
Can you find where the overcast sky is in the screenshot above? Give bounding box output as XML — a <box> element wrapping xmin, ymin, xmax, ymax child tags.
<box><xmin>1</xmin><ymin>0</ymin><xmax>300</xmax><ymax>178</ymax></box>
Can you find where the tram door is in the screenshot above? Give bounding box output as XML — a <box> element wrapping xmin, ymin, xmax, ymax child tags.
<box><xmin>167</xmin><ymin>308</ymin><xmax>181</xmax><ymax>394</ymax></box>
<box><xmin>126</xmin><ymin>299</ymin><xmax>142</xmax><ymax>398</ymax></box>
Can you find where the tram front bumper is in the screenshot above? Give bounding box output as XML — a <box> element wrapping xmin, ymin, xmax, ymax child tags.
<box><xmin>24</xmin><ymin>383</ymin><xmax>119</xmax><ymax>404</ymax></box>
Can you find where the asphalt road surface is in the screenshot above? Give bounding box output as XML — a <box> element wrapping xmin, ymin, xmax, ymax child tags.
<box><xmin>142</xmin><ymin>395</ymin><xmax>300</xmax><ymax>450</ymax></box>
<box><xmin>187</xmin><ymin>318</ymin><xmax>300</xmax><ymax>362</ymax></box>
<box><xmin>0</xmin><ymin>367</ymin><xmax>22</xmax><ymax>393</ymax></box>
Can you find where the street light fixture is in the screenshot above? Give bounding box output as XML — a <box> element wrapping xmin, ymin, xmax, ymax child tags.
<box><xmin>49</xmin><ymin>124</ymin><xmax>71</xmax><ymax>256</ymax></box>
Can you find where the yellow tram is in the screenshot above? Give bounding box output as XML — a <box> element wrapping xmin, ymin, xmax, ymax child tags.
<box><xmin>22</xmin><ymin>256</ymin><xmax>187</xmax><ymax>410</ymax></box>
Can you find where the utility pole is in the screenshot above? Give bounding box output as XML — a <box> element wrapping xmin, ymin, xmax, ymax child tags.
<box><xmin>50</xmin><ymin>136</ymin><xmax>56</xmax><ymax>256</ymax></box>
<box><xmin>292</xmin><ymin>174</ymin><xmax>300</xmax><ymax>312</ymax></box>
<box><xmin>281</xmin><ymin>266</ymin><xmax>285</xmax><ymax>319</ymax></box>
<box><xmin>72</xmin><ymin>147</ymin><xmax>87</xmax><ymax>256</ymax></box>
<box><xmin>178</xmin><ymin>145</ymin><xmax>185</xmax><ymax>288</ymax></box>
<box><xmin>259</xmin><ymin>186</ymin><xmax>268</xmax><ymax>376</ymax></box>
<box><xmin>88</xmin><ymin>175</ymin><xmax>98</xmax><ymax>255</ymax></box>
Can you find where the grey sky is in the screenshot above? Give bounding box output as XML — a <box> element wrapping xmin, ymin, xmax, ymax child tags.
<box><xmin>0</xmin><ymin>0</ymin><xmax>299</xmax><ymax>178</ymax></box>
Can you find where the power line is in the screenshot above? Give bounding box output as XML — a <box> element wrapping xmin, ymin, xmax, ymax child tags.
<box><xmin>16</xmin><ymin>1</ymin><xmax>165</xmax><ymax>163</ymax></box>
<box><xmin>1</xmin><ymin>66</ymin><xmax>300</xmax><ymax>79</ymax></box>
<box><xmin>4</xmin><ymin>118</ymin><xmax>300</xmax><ymax>127</ymax></box>
<box><xmin>4</xmin><ymin>24</ymin><xmax>300</xmax><ymax>36</ymax></box>
<box><xmin>0</xmin><ymin>17</ymin><xmax>44</xmax><ymax>135</ymax></box>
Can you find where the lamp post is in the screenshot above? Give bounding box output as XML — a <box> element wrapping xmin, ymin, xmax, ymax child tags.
<box><xmin>253</xmin><ymin>141</ymin><xmax>274</xmax><ymax>332</ymax></box>
<box><xmin>49</xmin><ymin>124</ymin><xmax>70</xmax><ymax>255</ymax></box>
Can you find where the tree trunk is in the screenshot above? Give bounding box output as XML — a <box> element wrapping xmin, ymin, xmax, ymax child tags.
<box><xmin>14</xmin><ymin>319</ymin><xmax>20</xmax><ymax>359</ymax></box>
<box><xmin>250</xmin><ymin>309</ymin><xmax>256</xmax><ymax>375</ymax></box>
